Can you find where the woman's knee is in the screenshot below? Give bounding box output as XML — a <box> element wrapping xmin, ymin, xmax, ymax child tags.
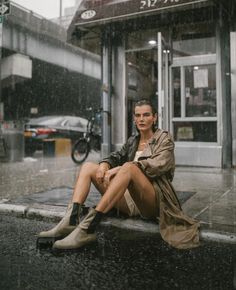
<box><xmin>80</xmin><ymin>161</ymin><xmax>99</xmax><ymax>174</ymax></box>
<box><xmin>120</xmin><ymin>162</ymin><xmax>139</xmax><ymax>177</ymax></box>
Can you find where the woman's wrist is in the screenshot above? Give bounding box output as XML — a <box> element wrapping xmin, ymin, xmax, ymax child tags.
<box><xmin>99</xmin><ymin>162</ymin><xmax>110</xmax><ymax>171</ymax></box>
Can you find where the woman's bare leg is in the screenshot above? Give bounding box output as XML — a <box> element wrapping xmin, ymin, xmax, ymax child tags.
<box><xmin>71</xmin><ymin>162</ymin><xmax>99</xmax><ymax>204</ymax></box>
<box><xmin>95</xmin><ymin>162</ymin><xmax>157</xmax><ymax>218</ymax></box>
<box><xmin>71</xmin><ymin>162</ymin><xmax>130</xmax><ymax>214</ymax></box>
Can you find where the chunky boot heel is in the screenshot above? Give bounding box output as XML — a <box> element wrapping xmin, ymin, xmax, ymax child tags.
<box><xmin>36</xmin><ymin>236</ymin><xmax>62</xmax><ymax>249</ymax></box>
<box><xmin>53</xmin><ymin>208</ymin><xmax>104</xmax><ymax>250</ymax></box>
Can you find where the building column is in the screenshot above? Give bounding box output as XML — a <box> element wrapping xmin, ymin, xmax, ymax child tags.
<box><xmin>111</xmin><ymin>32</ymin><xmax>127</xmax><ymax>150</ymax></box>
<box><xmin>101</xmin><ymin>27</ymin><xmax>127</xmax><ymax>157</ymax></box>
<box><xmin>101</xmin><ymin>27</ymin><xmax>112</xmax><ymax>158</ymax></box>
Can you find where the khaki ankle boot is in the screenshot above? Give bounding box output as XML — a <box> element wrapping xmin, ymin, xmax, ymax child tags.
<box><xmin>37</xmin><ymin>203</ymin><xmax>82</xmax><ymax>243</ymax></box>
<box><xmin>52</xmin><ymin>208</ymin><xmax>103</xmax><ymax>250</ymax></box>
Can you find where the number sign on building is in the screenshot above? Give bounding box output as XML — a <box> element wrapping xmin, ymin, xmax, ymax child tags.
<box><xmin>75</xmin><ymin>0</ymin><xmax>210</xmax><ymax>26</ymax></box>
<box><xmin>0</xmin><ymin>1</ymin><xmax>10</xmax><ymax>16</ymax></box>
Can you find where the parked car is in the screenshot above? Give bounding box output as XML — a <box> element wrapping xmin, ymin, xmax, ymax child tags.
<box><xmin>24</xmin><ymin>115</ymin><xmax>89</xmax><ymax>156</ymax></box>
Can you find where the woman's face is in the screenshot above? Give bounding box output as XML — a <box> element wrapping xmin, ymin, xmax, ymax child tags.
<box><xmin>134</xmin><ymin>105</ymin><xmax>157</xmax><ymax>133</ymax></box>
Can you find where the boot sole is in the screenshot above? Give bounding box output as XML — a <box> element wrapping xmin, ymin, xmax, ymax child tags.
<box><xmin>52</xmin><ymin>240</ymin><xmax>97</xmax><ymax>253</ymax></box>
<box><xmin>36</xmin><ymin>236</ymin><xmax>66</xmax><ymax>249</ymax></box>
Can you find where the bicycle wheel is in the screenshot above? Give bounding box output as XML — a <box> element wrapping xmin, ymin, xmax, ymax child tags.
<box><xmin>71</xmin><ymin>138</ymin><xmax>90</xmax><ymax>164</ymax></box>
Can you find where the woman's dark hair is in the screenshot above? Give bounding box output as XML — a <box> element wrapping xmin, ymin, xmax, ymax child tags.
<box><xmin>134</xmin><ymin>99</ymin><xmax>157</xmax><ymax>115</ymax></box>
<box><xmin>133</xmin><ymin>99</ymin><xmax>158</xmax><ymax>132</ymax></box>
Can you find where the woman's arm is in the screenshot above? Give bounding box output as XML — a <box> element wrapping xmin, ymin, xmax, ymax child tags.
<box><xmin>100</xmin><ymin>142</ymin><xmax>129</xmax><ymax>168</ymax></box>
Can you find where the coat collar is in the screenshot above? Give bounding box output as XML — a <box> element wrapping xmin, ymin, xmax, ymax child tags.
<box><xmin>139</xmin><ymin>129</ymin><xmax>166</xmax><ymax>158</ymax></box>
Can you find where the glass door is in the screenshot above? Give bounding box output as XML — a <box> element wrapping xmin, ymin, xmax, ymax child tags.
<box><xmin>125</xmin><ymin>31</ymin><xmax>170</xmax><ymax>135</ymax></box>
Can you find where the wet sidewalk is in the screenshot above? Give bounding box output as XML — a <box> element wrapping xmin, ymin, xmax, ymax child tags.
<box><xmin>0</xmin><ymin>153</ymin><xmax>235</xmax><ymax>245</ymax></box>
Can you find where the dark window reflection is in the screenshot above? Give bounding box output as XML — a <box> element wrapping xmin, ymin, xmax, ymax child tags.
<box><xmin>172</xmin><ymin>67</ymin><xmax>181</xmax><ymax>117</ymax></box>
<box><xmin>173</xmin><ymin>121</ymin><xmax>217</xmax><ymax>142</ymax></box>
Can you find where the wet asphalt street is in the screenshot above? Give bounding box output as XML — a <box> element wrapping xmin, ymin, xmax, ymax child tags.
<box><xmin>0</xmin><ymin>214</ymin><xmax>235</xmax><ymax>290</ymax></box>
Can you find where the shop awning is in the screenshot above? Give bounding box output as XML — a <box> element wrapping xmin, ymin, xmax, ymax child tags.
<box><xmin>72</xmin><ymin>0</ymin><xmax>212</xmax><ymax>27</ymax></box>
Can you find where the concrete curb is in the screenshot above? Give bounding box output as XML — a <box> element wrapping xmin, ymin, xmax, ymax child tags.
<box><xmin>0</xmin><ymin>203</ymin><xmax>64</xmax><ymax>221</ymax></box>
<box><xmin>0</xmin><ymin>203</ymin><xmax>28</xmax><ymax>216</ymax></box>
<box><xmin>101</xmin><ymin>217</ymin><xmax>159</xmax><ymax>233</ymax></box>
<box><xmin>27</xmin><ymin>207</ymin><xmax>65</xmax><ymax>220</ymax></box>
<box><xmin>0</xmin><ymin>203</ymin><xmax>235</xmax><ymax>245</ymax></box>
<box><xmin>200</xmin><ymin>230</ymin><xmax>236</xmax><ymax>244</ymax></box>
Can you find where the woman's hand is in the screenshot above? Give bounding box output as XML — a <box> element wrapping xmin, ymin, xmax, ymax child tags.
<box><xmin>96</xmin><ymin>162</ymin><xmax>110</xmax><ymax>184</ymax></box>
<box><xmin>103</xmin><ymin>166</ymin><xmax>121</xmax><ymax>188</ymax></box>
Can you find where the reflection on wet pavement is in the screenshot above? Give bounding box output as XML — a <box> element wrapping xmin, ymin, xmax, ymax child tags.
<box><xmin>0</xmin><ymin>151</ymin><xmax>100</xmax><ymax>201</ymax></box>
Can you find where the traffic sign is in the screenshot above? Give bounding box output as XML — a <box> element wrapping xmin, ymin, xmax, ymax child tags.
<box><xmin>0</xmin><ymin>1</ymin><xmax>10</xmax><ymax>16</ymax></box>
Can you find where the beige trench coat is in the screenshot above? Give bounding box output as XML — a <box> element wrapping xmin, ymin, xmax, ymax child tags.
<box><xmin>136</xmin><ymin>129</ymin><xmax>200</xmax><ymax>249</ymax></box>
<box><xmin>101</xmin><ymin>129</ymin><xmax>200</xmax><ymax>249</ymax></box>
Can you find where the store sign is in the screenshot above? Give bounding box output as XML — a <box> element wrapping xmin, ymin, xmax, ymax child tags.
<box><xmin>75</xmin><ymin>0</ymin><xmax>209</xmax><ymax>26</ymax></box>
<box><xmin>81</xmin><ymin>9</ymin><xmax>96</xmax><ymax>20</ymax></box>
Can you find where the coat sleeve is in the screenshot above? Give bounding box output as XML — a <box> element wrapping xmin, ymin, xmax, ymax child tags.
<box><xmin>99</xmin><ymin>142</ymin><xmax>129</xmax><ymax>168</ymax></box>
<box><xmin>136</xmin><ymin>133</ymin><xmax>175</xmax><ymax>180</ymax></box>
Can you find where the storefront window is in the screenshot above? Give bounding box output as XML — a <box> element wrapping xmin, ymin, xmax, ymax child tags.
<box><xmin>185</xmin><ymin>64</ymin><xmax>216</xmax><ymax>117</ymax></box>
<box><xmin>126</xmin><ymin>49</ymin><xmax>157</xmax><ymax>102</ymax></box>
<box><xmin>171</xmin><ymin>62</ymin><xmax>217</xmax><ymax>143</ymax></box>
<box><xmin>126</xmin><ymin>28</ymin><xmax>168</xmax><ymax>51</ymax></box>
<box><xmin>126</xmin><ymin>48</ymin><xmax>158</xmax><ymax>135</ymax></box>
<box><xmin>173</xmin><ymin>121</ymin><xmax>217</xmax><ymax>142</ymax></box>
<box><xmin>125</xmin><ymin>27</ymin><xmax>169</xmax><ymax>117</ymax></box>
<box><xmin>173</xmin><ymin>23</ymin><xmax>216</xmax><ymax>57</ymax></box>
<box><xmin>171</xmin><ymin>21</ymin><xmax>217</xmax><ymax>143</ymax></box>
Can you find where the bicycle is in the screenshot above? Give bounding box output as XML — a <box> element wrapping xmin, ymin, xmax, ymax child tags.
<box><xmin>71</xmin><ymin>109</ymin><xmax>101</xmax><ymax>164</ymax></box>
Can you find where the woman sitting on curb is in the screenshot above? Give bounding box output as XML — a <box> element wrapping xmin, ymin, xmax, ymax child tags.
<box><xmin>37</xmin><ymin>99</ymin><xmax>200</xmax><ymax>250</ymax></box>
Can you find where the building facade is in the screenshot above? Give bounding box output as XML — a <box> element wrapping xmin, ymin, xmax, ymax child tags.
<box><xmin>68</xmin><ymin>0</ymin><xmax>236</xmax><ymax>168</ymax></box>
